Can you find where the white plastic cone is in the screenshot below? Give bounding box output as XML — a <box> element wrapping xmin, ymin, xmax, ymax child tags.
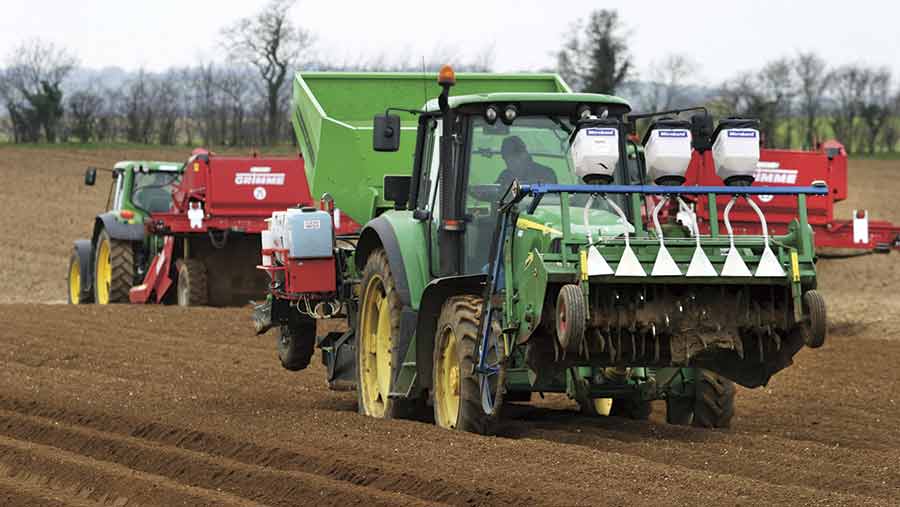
<box><xmin>651</xmin><ymin>244</ymin><xmax>681</xmax><ymax>276</ymax></box>
<box><xmin>755</xmin><ymin>245</ymin><xmax>786</xmax><ymax>277</ymax></box>
<box><xmin>587</xmin><ymin>245</ymin><xmax>614</xmax><ymax>276</ymax></box>
<box><xmin>721</xmin><ymin>247</ymin><xmax>752</xmax><ymax>277</ymax></box>
<box><xmin>615</xmin><ymin>245</ymin><xmax>647</xmax><ymax>277</ymax></box>
<box><xmin>686</xmin><ymin>245</ymin><xmax>717</xmax><ymax>277</ymax></box>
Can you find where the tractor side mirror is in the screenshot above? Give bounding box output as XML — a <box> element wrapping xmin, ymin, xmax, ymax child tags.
<box><xmin>383</xmin><ymin>175</ymin><xmax>411</xmax><ymax>210</ymax></box>
<box><xmin>84</xmin><ymin>167</ymin><xmax>97</xmax><ymax>186</ymax></box>
<box><xmin>373</xmin><ymin>114</ymin><xmax>401</xmax><ymax>152</ymax></box>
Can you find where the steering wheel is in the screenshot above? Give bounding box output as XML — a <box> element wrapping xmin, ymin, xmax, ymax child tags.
<box><xmin>467</xmin><ymin>184</ymin><xmax>503</xmax><ymax>203</ymax></box>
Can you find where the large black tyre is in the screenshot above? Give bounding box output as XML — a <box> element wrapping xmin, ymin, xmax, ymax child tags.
<box><xmin>355</xmin><ymin>249</ymin><xmax>421</xmax><ymax>420</ymax></box>
<box><xmin>277</xmin><ymin>319</ymin><xmax>316</xmax><ymax>371</ymax></box>
<box><xmin>610</xmin><ymin>397</ymin><xmax>652</xmax><ymax>420</ymax></box>
<box><xmin>176</xmin><ymin>259</ymin><xmax>208</xmax><ymax>306</ymax></box>
<box><xmin>433</xmin><ymin>295</ymin><xmax>500</xmax><ymax>434</ymax></box>
<box><xmin>691</xmin><ymin>369</ymin><xmax>736</xmax><ymax>429</ymax></box>
<box><xmin>93</xmin><ymin>229</ymin><xmax>134</xmax><ymax>304</ymax></box>
<box><xmin>665</xmin><ymin>396</ymin><xmax>695</xmax><ymax>425</ymax></box>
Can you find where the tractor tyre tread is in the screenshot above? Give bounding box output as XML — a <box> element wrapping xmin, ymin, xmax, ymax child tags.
<box><xmin>177</xmin><ymin>259</ymin><xmax>208</xmax><ymax>306</ymax></box>
<box><xmin>95</xmin><ymin>230</ymin><xmax>134</xmax><ymax>304</ymax></box>
<box><xmin>435</xmin><ymin>295</ymin><xmax>498</xmax><ymax>435</ymax></box>
<box><xmin>356</xmin><ymin>249</ymin><xmax>422</xmax><ymax>420</ymax></box>
<box><xmin>692</xmin><ymin>369</ymin><xmax>736</xmax><ymax>429</ymax></box>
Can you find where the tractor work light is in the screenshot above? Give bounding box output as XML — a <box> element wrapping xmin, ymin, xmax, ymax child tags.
<box><xmin>642</xmin><ymin>118</ymin><xmax>693</xmax><ymax>186</ymax></box>
<box><xmin>485</xmin><ymin>105</ymin><xmax>498</xmax><ymax>124</ymax></box>
<box><xmin>502</xmin><ymin>105</ymin><xmax>518</xmax><ymax>125</ymax></box>
<box><xmin>438</xmin><ymin>64</ymin><xmax>456</xmax><ymax>86</ymax></box>
<box><xmin>712</xmin><ymin>118</ymin><xmax>761</xmax><ymax>186</ymax></box>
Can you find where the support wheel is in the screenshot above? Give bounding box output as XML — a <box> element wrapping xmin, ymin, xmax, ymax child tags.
<box><xmin>556</xmin><ymin>284</ymin><xmax>586</xmax><ymax>356</ymax></box>
<box><xmin>610</xmin><ymin>397</ymin><xmax>652</xmax><ymax>420</ymax></box>
<box><xmin>176</xmin><ymin>259</ymin><xmax>208</xmax><ymax>306</ymax></box>
<box><xmin>692</xmin><ymin>369</ymin><xmax>735</xmax><ymax>429</ymax></box>
<box><xmin>93</xmin><ymin>229</ymin><xmax>134</xmax><ymax>304</ymax></box>
<box><xmin>356</xmin><ymin>249</ymin><xmax>420</xmax><ymax>419</ymax></box>
<box><xmin>433</xmin><ymin>295</ymin><xmax>500</xmax><ymax>434</ymax></box>
<box><xmin>68</xmin><ymin>249</ymin><xmax>92</xmax><ymax>304</ymax></box>
<box><xmin>802</xmin><ymin>290</ymin><xmax>827</xmax><ymax>349</ymax></box>
<box><xmin>277</xmin><ymin>319</ymin><xmax>316</xmax><ymax>371</ymax></box>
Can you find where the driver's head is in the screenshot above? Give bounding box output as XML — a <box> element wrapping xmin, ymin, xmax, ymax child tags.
<box><xmin>501</xmin><ymin>136</ymin><xmax>530</xmax><ymax>167</ymax></box>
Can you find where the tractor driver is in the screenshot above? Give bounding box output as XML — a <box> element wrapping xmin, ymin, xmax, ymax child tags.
<box><xmin>495</xmin><ymin>135</ymin><xmax>558</xmax><ymax>190</ymax></box>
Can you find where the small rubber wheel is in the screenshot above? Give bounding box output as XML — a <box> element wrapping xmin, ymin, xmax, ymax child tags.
<box><xmin>692</xmin><ymin>369</ymin><xmax>735</xmax><ymax>429</ymax></box>
<box><xmin>610</xmin><ymin>397</ymin><xmax>652</xmax><ymax>420</ymax></box>
<box><xmin>802</xmin><ymin>290</ymin><xmax>827</xmax><ymax>348</ymax></box>
<box><xmin>277</xmin><ymin>319</ymin><xmax>316</xmax><ymax>371</ymax></box>
<box><xmin>176</xmin><ymin>259</ymin><xmax>208</xmax><ymax>306</ymax></box>
<box><xmin>556</xmin><ymin>284</ymin><xmax>586</xmax><ymax>355</ymax></box>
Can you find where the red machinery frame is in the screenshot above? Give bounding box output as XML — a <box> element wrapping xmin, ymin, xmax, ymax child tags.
<box><xmin>684</xmin><ymin>141</ymin><xmax>900</xmax><ymax>251</ymax></box>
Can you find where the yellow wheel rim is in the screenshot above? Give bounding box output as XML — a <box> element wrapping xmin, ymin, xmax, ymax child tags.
<box><xmin>359</xmin><ymin>274</ymin><xmax>392</xmax><ymax>417</ymax></box>
<box><xmin>95</xmin><ymin>238</ymin><xmax>111</xmax><ymax>304</ymax></box>
<box><xmin>592</xmin><ymin>398</ymin><xmax>613</xmax><ymax>416</ymax></box>
<box><xmin>434</xmin><ymin>326</ymin><xmax>460</xmax><ymax>429</ymax></box>
<box><xmin>68</xmin><ymin>257</ymin><xmax>81</xmax><ymax>304</ymax></box>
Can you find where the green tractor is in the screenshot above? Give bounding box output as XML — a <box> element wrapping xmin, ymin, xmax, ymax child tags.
<box><xmin>68</xmin><ymin>161</ymin><xmax>183</xmax><ymax>304</ymax></box>
<box><xmin>269</xmin><ymin>67</ymin><xmax>827</xmax><ymax>432</ymax></box>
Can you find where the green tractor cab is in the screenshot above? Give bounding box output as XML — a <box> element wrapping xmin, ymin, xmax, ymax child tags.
<box><xmin>68</xmin><ymin>161</ymin><xmax>183</xmax><ymax>304</ymax></box>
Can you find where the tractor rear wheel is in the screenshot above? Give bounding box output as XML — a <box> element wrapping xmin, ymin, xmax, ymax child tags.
<box><xmin>176</xmin><ymin>259</ymin><xmax>208</xmax><ymax>306</ymax></box>
<box><xmin>432</xmin><ymin>295</ymin><xmax>499</xmax><ymax>434</ymax></box>
<box><xmin>355</xmin><ymin>249</ymin><xmax>421</xmax><ymax>419</ymax></box>
<box><xmin>67</xmin><ymin>249</ymin><xmax>92</xmax><ymax>304</ymax></box>
<box><xmin>93</xmin><ymin>229</ymin><xmax>134</xmax><ymax>304</ymax></box>
<box><xmin>277</xmin><ymin>319</ymin><xmax>316</xmax><ymax>371</ymax></box>
<box><xmin>691</xmin><ymin>369</ymin><xmax>735</xmax><ymax>429</ymax></box>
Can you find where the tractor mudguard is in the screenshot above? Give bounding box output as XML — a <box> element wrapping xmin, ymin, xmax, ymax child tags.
<box><xmin>355</xmin><ymin>213</ymin><xmax>430</xmax><ymax>396</ymax></box>
<box><xmin>414</xmin><ymin>274</ymin><xmax>487</xmax><ymax>391</ymax></box>
<box><xmin>93</xmin><ymin>212</ymin><xmax>144</xmax><ymax>243</ymax></box>
<box><xmin>73</xmin><ymin>239</ymin><xmax>94</xmax><ymax>298</ymax></box>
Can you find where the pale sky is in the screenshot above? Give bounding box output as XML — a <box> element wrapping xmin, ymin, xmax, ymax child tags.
<box><xmin>3</xmin><ymin>0</ymin><xmax>899</xmax><ymax>84</ymax></box>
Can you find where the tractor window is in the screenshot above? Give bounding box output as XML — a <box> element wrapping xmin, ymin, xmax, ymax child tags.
<box><xmin>132</xmin><ymin>172</ymin><xmax>180</xmax><ymax>213</ymax></box>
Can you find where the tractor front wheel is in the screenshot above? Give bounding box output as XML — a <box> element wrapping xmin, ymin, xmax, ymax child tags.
<box><xmin>93</xmin><ymin>229</ymin><xmax>134</xmax><ymax>304</ymax></box>
<box><xmin>691</xmin><ymin>369</ymin><xmax>735</xmax><ymax>429</ymax></box>
<box><xmin>176</xmin><ymin>259</ymin><xmax>208</xmax><ymax>306</ymax></box>
<box><xmin>432</xmin><ymin>295</ymin><xmax>499</xmax><ymax>434</ymax></box>
<box><xmin>610</xmin><ymin>397</ymin><xmax>652</xmax><ymax>420</ymax></box>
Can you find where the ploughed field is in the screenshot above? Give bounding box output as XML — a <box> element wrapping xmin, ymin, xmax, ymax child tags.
<box><xmin>1</xmin><ymin>146</ymin><xmax>898</xmax><ymax>506</ymax></box>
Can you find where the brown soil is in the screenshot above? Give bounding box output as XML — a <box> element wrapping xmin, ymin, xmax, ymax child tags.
<box><xmin>1</xmin><ymin>147</ymin><xmax>899</xmax><ymax>505</ymax></box>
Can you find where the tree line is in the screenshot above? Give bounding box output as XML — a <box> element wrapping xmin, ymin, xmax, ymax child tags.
<box><xmin>2</xmin><ymin>4</ymin><xmax>899</xmax><ymax>155</ymax></box>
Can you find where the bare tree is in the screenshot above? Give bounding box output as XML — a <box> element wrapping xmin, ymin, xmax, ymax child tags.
<box><xmin>638</xmin><ymin>53</ymin><xmax>698</xmax><ymax>111</ymax></box>
<box><xmin>68</xmin><ymin>89</ymin><xmax>103</xmax><ymax>143</ymax></box>
<box><xmin>715</xmin><ymin>73</ymin><xmax>777</xmax><ymax>146</ymax></box>
<box><xmin>2</xmin><ymin>39</ymin><xmax>77</xmax><ymax>142</ymax></box>
<box><xmin>121</xmin><ymin>70</ymin><xmax>156</xmax><ymax>144</ymax></box>
<box><xmin>557</xmin><ymin>9</ymin><xmax>632</xmax><ymax>93</ymax></box>
<box><xmin>759</xmin><ymin>58</ymin><xmax>796</xmax><ymax>147</ymax></box>
<box><xmin>828</xmin><ymin>65</ymin><xmax>871</xmax><ymax>153</ymax></box>
<box><xmin>858</xmin><ymin>68</ymin><xmax>893</xmax><ymax>155</ymax></box>
<box><xmin>222</xmin><ymin>0</ymin><xmax>313</xmax><ymax>145</ymax></box>
<box><xmin>153</xmin><ymin>74</ymin><xmax>181</xmax><ymax>145</ymax></box>
<box><xmin>794</xmin><ymin>52</ymin><xmax>830</xmax><ymax>149</ymax></box>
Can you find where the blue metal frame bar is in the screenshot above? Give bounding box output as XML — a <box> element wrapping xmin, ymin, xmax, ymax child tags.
<box><xmin>520</xmin><ymin>183</ymin><xmax>829</xmax><ymax>196</ymax></box>
<box><xmin>521</xmin><ymin>184</ymin><xmax>827</xmax><ymax>214</ymax></box>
